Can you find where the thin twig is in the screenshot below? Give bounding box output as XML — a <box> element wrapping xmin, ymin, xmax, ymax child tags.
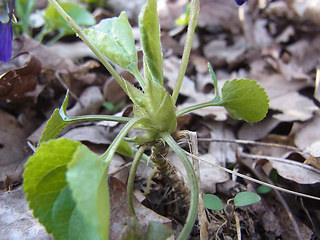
<box><xmin>187</xmin><ymin>131</ymin><xmax>209</xmax><ymax>240</ymax></box>
<box><xmin>239</xmin><ymin>152</ymin><xmax>320</xmax><ymax>176</ymax></box>
<box><xmin>197</xmin><ymin>138</ymin><xmax>301</xmax><ymax>153</ymax></box>
<box><xmin>183</xmin><ymin>151</ymin><xmax>320</xmax><ymax>201</ymax></box>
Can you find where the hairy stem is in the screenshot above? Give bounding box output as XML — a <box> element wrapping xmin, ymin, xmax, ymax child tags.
<box><xmin>176</xmin><ymin>101</ymin><xmax>219</xmax><ymax>117</ymax></box>
<box><xmin>161</xmin><ymin>132</ymin><xmax>199</xmax><ymax>240</ymax></box>
<box><xmin>172</xmin><ymin>0</ymin><xmax>200</xmax><ymax>104</ymax></box>
<box><xmin>127</xmin><ymin>145</ymin><xmax>148</xmax><ymax>216</ymax></box>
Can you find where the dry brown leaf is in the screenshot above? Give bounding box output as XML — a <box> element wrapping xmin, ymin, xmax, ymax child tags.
<box><xmin>250</xmin><ymin>153</ymin><xmax>320</xmax><ymax>184</ymax></box>
<box><xmin>0</xmin><ymin>54</ymin><xmax>41</xmax><ymax>103</ymax></box>
<box><xmin>66</xmin><ymin>86</ymin><xmax>104</xmax><ymax>117</ymax></box>
<box><xmin>0</xmin><ymin>187</ymin><xmax>53</xmax><ymax>240</ymax></box>
<box><xmin>0</xmin><ymin>110</ymin><xmax>30</xmax><ymax>189</ymax></box>
<box><xmin>164</xmin><ymin>56</ymin><xmax>195</xmax><ymax>97</ymax></box>
<box><xmin>292</xmin><ymin>0</ymin><xmax>320</xmax><ymax>26</ymax></box>
<box><xmin>109</xmin><ymin>177</ymin><xmax>172</xmax><ymax>239</ymax></box>
<box><xmin>270</xmin><ymin>92</ymin><xmax>318</xmax><ymax>122</ymax></box>
<box><xmin>238</xmin><ymin>117</ymin><xmax>281</xmax><ymax>141</ymax></box>
<box><xmin>203</xmin><ymin>38</ymin><xmax>247</xmax><ymax>68</ymax></box>
<box><xmin>197</xmin><ymin>0</ymin><xmax>242</xmax><ymax>34</ymax></box>
<box><xmin>270</xmin><ymin>158</ymin><xmax>320</xmax><ymax>184</ymax></box>
<box><xmin>197</xmin><ymin>153</ymin><xmax>229</xmax><ymax>193</ymax></box>
<box><xmin>62</xmin><ymin>125</ymin><xmax>114</xmax><ymax>145</ymax></box>
<box><xmin>294</xmin><ymin>114</ymin><xmax>320</xmax><ymax>149</ymax></box>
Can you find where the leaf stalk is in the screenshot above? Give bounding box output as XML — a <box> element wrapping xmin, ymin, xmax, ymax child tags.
<box><xmin>172</xmin><ymin>0</ymin><xmax>199</xmax><ymax>104</ymax></box>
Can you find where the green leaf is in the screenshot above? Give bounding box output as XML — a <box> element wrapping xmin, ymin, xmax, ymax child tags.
<box><xmin>134</xmin><ymin>90</ymin><xmax>177</xmax><ymax>137</ymax></box>
<box><xmin>257</xmin><ymin>168</ymin><xmax>278</xmax><ymax>194</ymax></box>
<box><xmin>208</xmin><ymin>63</ymin><xmax>221</xmax><ymax>102</ymax></box>
<box><xmin>219</xmin><ymin>79</ymin><xmax>269</xmax><ymax>122</ymax></box>
<box><xmin>116</xmin><ymin>139</ymin><xmax>134</xmax><ymax>158</ymax></box>
<box><xmin>150</xmin><ymin>92</ymin><xmax>177</xmax><ymax>133</ymax></box>
<box><xmin>256</xmin><ymin>185</ymin><xmax>272</xmax><ymax>194</ymax></box>
<box><xmin>15</xmin><ymin>0</ymin><xmax>36</xmax><ymax>35</ymax></box>
<box><xmin>67</xmin><ymin>144</ymin><xmax>110</xmax><ymax>240</ymax></box>
<box><xmin>83</xmin><ymin>12</ymin><xmax>138</xmax><ymax>75</ymax></box>
<box><xmin>24</xmin><ymin>138</ymin><xmax>110</xmax><ymax>240</ymax></box>
<box><xmin>203</xmin><ymin>194</ymin><xmax>223</xmax><ymax>211</ymax></box>
<box><xmin>234</xmin><ymin>192</ymin><xmax>261</xmax><ymax>207</ymax></box>
<box><xmin>175</xmin><ymin>3</ymin><xmax>190</xmax><ymax>26</ymax></box>
<box><xmin>23</xmin><ymin>138</ymin><xmax>86</xmax><ymax>239</ymax></box>
<box><xmin>139</xmin><ymin>0</ymin><xmax>163</xmax><ymax>86</ymax></box>
<box><xmin>39</xmin><ymin>90</ymin><xmax>70</xmax><ymax>144</ymax></box>
<box><xmin>44</xmin><ymin>2</ymin><xmax>95</xmax><ymax>35</ymax></box>
<box><xmin>145</xmin><ymin>222</ymin><xmax>174</xmax><ymax>240</ymax></box>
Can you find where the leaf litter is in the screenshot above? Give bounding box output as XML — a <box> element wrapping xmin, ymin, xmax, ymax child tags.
<box><xmin>1</xmin><ymin>0</ymin><xmax>320</xmax><ymax>239</ymax></box>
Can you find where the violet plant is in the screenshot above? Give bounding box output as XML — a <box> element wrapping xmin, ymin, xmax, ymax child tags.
<box><xmin>23</xmin><ymin>0</ymin><xmax>268</xmax><ymax>239</ymax></box>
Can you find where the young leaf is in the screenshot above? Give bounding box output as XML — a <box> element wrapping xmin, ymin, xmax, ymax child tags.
<box><xmin>67</xmin><ymin>144</ymin><xmax>110</xmax><ymax>240</ymax></box>
<box><xmin>139</xmin><ymin>0</ymin><xmax>163</xmax><ymax>86</ymax></box>
<box><xmin>234</xmin><ymin>191</ymin><xmax>261</xmax><ymax>207</ymax></box>
<box><xmin>208</xmin><ymin>63</ymin><xmax>221</xmax><ymax>102</ymax></box>
<box><xmin>203</xmin><ymin>194</ymin><xmax>223</xmax><ymax>211</ymax></box>
<box><xmin>44</xmin><ymin>2</ymin><xmax>95</xmax><ymax>35</ymax></box>
<box><xmin>83</xmin><ymin>12</ymin><xmax>139</xmax><ymax>76</ymax></box>
<box><xmin>39</xmin><ymin>91</ymin><xmax>70</xmax><ymax>144</ymax></box>
<box><xmin>116</xmin><ymin>139</ymin><xmax>134</xmax><ymax>158</ymax></box>
<box><xmin>145</xmin><ymin>221</ymin><xmax>174</xmax><ymax>240</ymax></box>
<box><xmin>23</xmin><ymin>138</ymin><xmax>86</xmax><ymax>239</ymax></box>
<box><xmin>219</xmin><ymin>79</ymin><xmax>269</xmax><ymax>122</ymax></box>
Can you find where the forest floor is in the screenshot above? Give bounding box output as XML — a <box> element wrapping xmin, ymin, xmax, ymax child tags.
<box><xmin>1</xmin><ymin>0</ymin><xmax>320</xmax><ymax>239</ymax></box>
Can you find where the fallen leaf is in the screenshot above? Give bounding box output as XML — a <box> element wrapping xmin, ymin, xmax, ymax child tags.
<box><xmin>203</xmin><ymin>38</ymin><xmax>247</xmax><ymax>68</ymax></box>
<box><xmin>269</xmin><ymin>92</ymin><xmax>318</xmax><ymax>122</ymax></box>
<box><xmin>0</xmin><ymin>110</ymin><xmax>30</xmax><ymax>190</ymax></box>
<box><xmin>66</xmin><ymin>86</ymin><xmax>104</xmax><ymax>117</ymax></box>
<box><xmin>0</xmin><ymin>187</ymin><xmax>53</xmax><ymax>240</ymax></box>
<box><xmin>197</xmin><ymin>0</ymin><xmax>242</xmax><ymax>34</ymax></box>
<box><xmin>238</xmin><ymin>117</ymin><xmax>281</xmax><ymax>141</ymax></box>
<box><xmin>109</xmin><ymin>177</ymin><xmax>172</xmax><ymax>239</ymax></box>
<box><xmin>0</xmin><ymin>54</ymin><xmax>41</xmax><ymax>103</ymax></box>
<box><xmin>294</xmin><ymin>114</ymin><xmax>320</xmax><ymax>149</ymax></box>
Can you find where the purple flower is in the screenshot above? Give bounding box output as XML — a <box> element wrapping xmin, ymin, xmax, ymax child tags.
<box><xmin>0</xmin><ymin>0</ymin><xmax>15</xmax><ymax>62</ymax></box>
<box><xmin>234</xmin><ymin>0</ymin><xmax>248</xmax><ymax>6</ymax></box>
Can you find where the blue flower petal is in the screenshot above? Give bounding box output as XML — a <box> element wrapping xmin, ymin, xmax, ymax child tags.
<box><xmin>235</xmin><ymin>0</ymin><xmax>248</xmax><ymax>6</ymax></box>
<box><xmin>0</xmin><ymin>21</ymin><xmax>13</xmax><ymax>62</ymax></box>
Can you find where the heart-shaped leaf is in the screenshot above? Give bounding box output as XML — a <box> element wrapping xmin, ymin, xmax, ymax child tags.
<box><xmin>219</xmin><ymin>79</ymin><xmax>269</xmax><ymax>122</ymax></box>
<box><xmin>234</xmin><ymin>191</ymin><xmax>261</xmax><ymax>207</ymax></box>
<box><xmin>67</xmin><ymin>144</ymin><xmax>110</xmax><ymax>240</ymax></box>
<box><xmin>23</xmin><ymin>138</ymin><xmax>110</xmax><ymax>240</ymax></box>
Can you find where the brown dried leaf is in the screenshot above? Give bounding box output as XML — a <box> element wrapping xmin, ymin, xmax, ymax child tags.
<box><xmin>0</xmin><ymin>54</ymin><xmax>41</xmax><ymax>103</ymax></box>
<box><xmin>198</xmin><ymin>0</ymin><xmax>242</xmax><ymax>34</ymax></box>
<box><xmin>270</xmin><ymin>92</ymin><xmax>318</xmax><ymax>122</ymax></box>
<box><xmin>0</xmin><ymin>187</ymin><xmax>53</xmax><ymax>240</ymax></box>
<box><xmin>0</xmin><ymin>110</ymin><xmax>30</xmax><ymax>189</ymax></box>
<box><xmin>109</xmin><ymin>177</ymin><xmax>172</xmax><ymax>239</ymax></box>
<box><xmin>294</xmin><ymin>115</ymin><xmax>320</xmax><ymax>149</ymax></box>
